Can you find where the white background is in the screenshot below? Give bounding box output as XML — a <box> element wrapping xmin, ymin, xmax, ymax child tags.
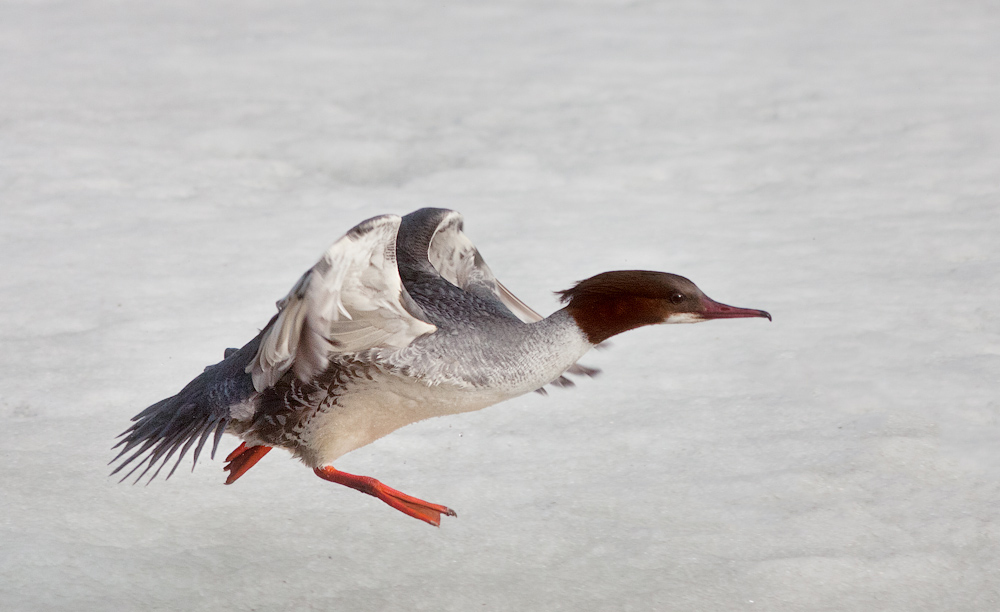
<box><xmin>2</xmin><ymin>1</ymin><xmax>998</xmax><ymax>610</ymax></box>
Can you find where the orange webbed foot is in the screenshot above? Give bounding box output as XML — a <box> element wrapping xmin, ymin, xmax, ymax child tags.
<box><xmin>314</xmin><ymin>466</ymin><xmax>457</xmax><ymax>527</ymax></box>
<box><xmin>223</xmin><ymin>443</ymin><xmax>272</xmax><ymax>484</ymax></box>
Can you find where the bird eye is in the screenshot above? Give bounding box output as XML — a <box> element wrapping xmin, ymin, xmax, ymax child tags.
<box><xmin>669</xmin><ymin>292</ymin><xmax>685</xmax><ymax>304</ymax></box>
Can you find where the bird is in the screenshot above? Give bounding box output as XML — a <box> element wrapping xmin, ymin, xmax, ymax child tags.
<box><xmin>111</xmin><ymin>208</ymin><xmax>770</xmax><ymax>526</ymax></box>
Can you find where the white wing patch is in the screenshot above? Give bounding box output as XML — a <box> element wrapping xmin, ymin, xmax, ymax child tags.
<box><xmin>427</xmin><ymin>210</ymin><xmax>543</xmax><ymax>323</ymax></box>
<box><xmin>249</xmin><ymin>215</ymin><xmax>437</xmax><ymax>391</ymax></box>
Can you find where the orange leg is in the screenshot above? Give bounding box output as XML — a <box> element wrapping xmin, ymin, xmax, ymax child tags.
<box><xmin>223</xmin><ymin>442</ymin><xmax>272</xmax><ymax>484</ymax></box>
<box><xmin>314</xmin><ymin>466</ymin><xmax>457</xmax><ymax>527</ymax></box>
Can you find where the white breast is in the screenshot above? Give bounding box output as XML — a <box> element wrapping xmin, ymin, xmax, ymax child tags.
<box><xmin>297</xmin><ymin>377</ymin><xmax>509</xmax><ymax>466</ymax></box>
<box><xmin>297</xmin><ymin>313</ymin><xmax>594</xmax><ymax>467</ymax></box>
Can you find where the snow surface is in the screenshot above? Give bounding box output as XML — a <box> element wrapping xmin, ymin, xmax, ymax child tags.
<box><xmin>2</xmin><ymin>1</ymin><xmax>999</xmax><ymax>610</ymax></box>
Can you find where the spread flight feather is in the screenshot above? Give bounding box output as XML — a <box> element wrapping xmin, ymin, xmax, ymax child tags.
<box><xmin>248</xmin><ymin>214</ymin><xmax>438</xmax><ymax>391</ymax></box>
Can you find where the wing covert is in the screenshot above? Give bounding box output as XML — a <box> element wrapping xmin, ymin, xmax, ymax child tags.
<box><xmin>248</xmin><ymin>214</ymin><xmax>437</xmax><ymax>391</ymax></box>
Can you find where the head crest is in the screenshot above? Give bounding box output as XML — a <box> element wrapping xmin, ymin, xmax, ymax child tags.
<box><xmin>557</xmin><ymin>270</ymin><xmax>692</xmax><ymax>305</ymax></box>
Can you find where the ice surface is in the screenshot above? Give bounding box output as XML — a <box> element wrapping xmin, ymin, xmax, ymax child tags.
<box><xmin>2</xmin><ymin>1</ymin><xmax>998</xmax><ymax>610</ymax></box>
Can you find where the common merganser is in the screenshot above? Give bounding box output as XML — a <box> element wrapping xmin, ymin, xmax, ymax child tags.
<box><xmin>112</xmin><ymin>208</ymin><xmax>770</xmax><ymax>526</ymax></box>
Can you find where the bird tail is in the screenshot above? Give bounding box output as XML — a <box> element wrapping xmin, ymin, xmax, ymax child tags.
<box><xmin>110</xmin><ymin>339</ymin><xmax>260</xmax><ymax>484</ymax></box>
<box><xmin>110</xmin><ymin>377</ymin><xmax>231</xmax><ymax>484</ymax></box>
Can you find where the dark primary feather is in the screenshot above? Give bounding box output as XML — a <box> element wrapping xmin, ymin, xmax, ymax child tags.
<box><xmin>397</xmin><ymin>208</ymin><xmax>545</xmax><ymax>327</ymax></box>
<box><xmin>110</xmin><ymin>335</ymin><xmax>261</xmax><ymax>484</ymax></box>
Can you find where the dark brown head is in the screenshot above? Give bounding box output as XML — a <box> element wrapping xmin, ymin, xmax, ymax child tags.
<box><xmin>557</xmin><ymin>270</ymin><xmax>771</xmax><ymax>344</ymax></box>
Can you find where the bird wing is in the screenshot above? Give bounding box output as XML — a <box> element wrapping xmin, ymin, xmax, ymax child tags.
<box><xmin>425</xmin><ymin>210</ymin><xmax>544</xmax><ymax>323</ymax></box>
<box><xmin>423</xmin><ymin>210</ymin><xmax>598</xmax><ymax>388</ymax></box>
<box><xmin>248</xmin><ymin>214</ymin><xmax>437</xmax><ymax>391</ymax></box>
